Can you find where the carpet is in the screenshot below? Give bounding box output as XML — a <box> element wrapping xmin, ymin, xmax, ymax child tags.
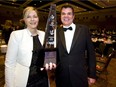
<box><xmin>0</xmin><ymin>55</ymin><xmax>116</xmax><ymax>87</ymax></box>
<box><xmin>0</xmin><ymin>55</ymin><xmax>4</xmax><ymax>87</ymax></box>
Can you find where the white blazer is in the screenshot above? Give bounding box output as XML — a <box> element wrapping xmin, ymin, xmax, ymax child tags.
<box><xmin>4</xmin><ymin>29</ymin><xmax>45</xmax><ymax>87</ymax></box>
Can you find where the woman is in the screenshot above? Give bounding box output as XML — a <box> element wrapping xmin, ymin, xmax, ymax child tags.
<box><xmin>4</xmin><ymin>6</ymin><xmax>49</xmax><ymax>87</ymax></box>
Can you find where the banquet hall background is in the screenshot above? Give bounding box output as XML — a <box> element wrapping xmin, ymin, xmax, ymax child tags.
<box><xmin>0</xmin><ymin>0</ymin><xmax>116</xmax><ymax>87</ymax></box>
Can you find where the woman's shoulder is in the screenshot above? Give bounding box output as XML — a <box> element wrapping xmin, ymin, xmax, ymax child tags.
<box><xmin>12</xmin><ymin>29</ymin><xmax>26</xmax><ymax>34</ymax></box>
<box><xmin>10</xmin><ymin>29</ymin><xmax>27</xmax><ymax>39</ymax></box>
<box><xmin>38</xmin><ymin>30</ymin><xmax>45</xmax><ymax>33</ymax></box>
<box><xmin>37</xmin><ymin>30</ymin><xmax>45</xmax><ymax>35</ymax></box>
<box><xmin>10</xmin><ymin>29</ymin><xmax>28</xmax><ymax>42</ymax></box>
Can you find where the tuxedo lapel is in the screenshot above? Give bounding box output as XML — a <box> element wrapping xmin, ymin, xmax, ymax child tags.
<box><xmin>70</xmin><ymin>24</ymin><xmax>81</xmax><ymax>51</ymax></box>
<box><xmin>58</xmin><ymin>27</ymin><xmax>67</xmax><ymax>50</ymax></box>
<box><xmin>58</xmin><ymin>25</ymin><xmax>81</xmax><ymax>53</ymax></box>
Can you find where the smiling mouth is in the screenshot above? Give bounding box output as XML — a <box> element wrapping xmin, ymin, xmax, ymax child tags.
<box><xmin>30</xmin><ymin>22</ymin><xmax>37</xmax><ymax>25</ymax></box>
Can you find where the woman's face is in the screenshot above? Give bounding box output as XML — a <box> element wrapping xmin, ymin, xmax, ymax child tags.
<box><xmin>23</xmin><ymin>10</ymin><xmax>39</xmax><ymax>29</ymax></box>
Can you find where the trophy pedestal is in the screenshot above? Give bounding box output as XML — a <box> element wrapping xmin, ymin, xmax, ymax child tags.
<box><xmin>44</xmin><ymin>48</ymin><xmax>57</xmax><ymax>65</ymax></box>
<box><xmin>43</xmin><ymin>48</ymin><xmax>57</xmax><ymax>87</ymax></box>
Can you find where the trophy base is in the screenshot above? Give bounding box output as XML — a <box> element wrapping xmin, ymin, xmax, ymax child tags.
<box><xmin>44</xmin><ymin>48</ymin><xmax>57</xmax><ymax>65</ymax></box>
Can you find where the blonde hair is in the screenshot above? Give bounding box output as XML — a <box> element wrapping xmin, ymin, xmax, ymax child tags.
<box><xmin>23</xmin><ymin>6</ymin><xmax>39</xmax><ymax>18</ymax></box>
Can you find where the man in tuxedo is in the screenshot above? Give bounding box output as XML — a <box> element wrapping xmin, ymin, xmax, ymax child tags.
<box><xmin>55</xmin><ymin>5</ymin><xmax>96</xmax><ymax>87</ymax></box>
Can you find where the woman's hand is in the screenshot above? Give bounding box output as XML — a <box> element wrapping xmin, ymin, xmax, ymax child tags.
<box><xmin>40</xmin><ymin>62</ymin><xmax>56</xmax><ymax>71</ymax></box>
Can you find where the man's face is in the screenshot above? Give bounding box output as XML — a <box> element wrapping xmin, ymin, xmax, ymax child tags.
<box><xmin>61</xmin><ymin>7</ymin><xmax>74</xmax><ymax>26</ymax></box>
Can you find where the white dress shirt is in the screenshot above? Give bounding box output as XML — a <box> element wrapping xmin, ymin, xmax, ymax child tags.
<box><xmin>63</xmin><ymin>23</ymin><xmax>76</xmax><ymax>53</ymax></box>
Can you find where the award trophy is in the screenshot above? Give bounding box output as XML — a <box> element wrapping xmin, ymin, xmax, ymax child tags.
<box><xmin>44</xmin><ymin>4</ymin><xmax>57</xmax><ymax>65</ymax></box>
<box><xmin>43</xmin><ymin>4</ymin><xmax>57</xmax><ymax>87</ymax></box>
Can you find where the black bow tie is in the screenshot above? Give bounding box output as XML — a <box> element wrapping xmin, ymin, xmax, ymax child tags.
<box><xmin>63</xmin><ymin>27</ymin><xmax>72</xmax><ymax>31</ymax></box>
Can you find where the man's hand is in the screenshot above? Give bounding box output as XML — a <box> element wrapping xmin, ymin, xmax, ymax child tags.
<box><xmin>88</xmin><ymin>77</ymin><xmax>96</xmax><ymax>85</ymax></box>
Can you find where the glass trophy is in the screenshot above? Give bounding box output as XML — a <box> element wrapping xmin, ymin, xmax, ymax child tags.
<box><xmin>43</xmin><ymin>4</ymin><xmax>57</xmax><ymax>65</ymax></box>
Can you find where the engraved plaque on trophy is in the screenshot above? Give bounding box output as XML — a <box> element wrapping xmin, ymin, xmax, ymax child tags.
<box><xmin>44</xmin><ymin>4</ymin><xmax>57</xmax><ymax>65</ymax></box>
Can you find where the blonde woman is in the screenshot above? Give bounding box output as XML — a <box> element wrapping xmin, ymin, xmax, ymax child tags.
<box><xmin>5</xmin><ymin>6</ymin><xmax>49</xmax><ymax>87</ymax></box>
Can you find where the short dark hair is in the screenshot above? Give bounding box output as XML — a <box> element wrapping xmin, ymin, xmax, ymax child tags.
<box><xmin>60</xmin><ymin>5</ymin><xmax>74</xmax><ymax>15</ymax></box>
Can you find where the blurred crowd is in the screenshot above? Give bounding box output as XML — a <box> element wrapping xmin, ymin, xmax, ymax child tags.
<box><xmin>0</xmin><ymin>19</ymin><xmax>25</xmax><ymax>44</ymax></box>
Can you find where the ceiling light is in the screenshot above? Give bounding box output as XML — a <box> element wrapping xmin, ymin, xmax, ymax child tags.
<box><xmin>12</xmin><ymin>0</ymin><xmax>16</xmax><ymax>2</ymax></box>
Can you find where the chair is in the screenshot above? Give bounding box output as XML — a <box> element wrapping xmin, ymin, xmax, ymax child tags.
<box><xmin>96</xmin><ymin>50</ymin><xmax>115</xmax><ymax>80</ymax></box>
<box><xmin>103</xmin><ymin>44</ymin><xmax>113</xmax><ymax>57</ymax></box>
<box><xmin>95</xmin><ymin>42</ymin><xmax>106</xmax><ymax>56</ymax></box>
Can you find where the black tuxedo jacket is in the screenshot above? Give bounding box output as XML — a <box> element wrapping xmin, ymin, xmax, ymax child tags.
<box><xmin>56</xmin><ymin>24</ymin><xmax>96</xmax><ymax>87</ymax></box>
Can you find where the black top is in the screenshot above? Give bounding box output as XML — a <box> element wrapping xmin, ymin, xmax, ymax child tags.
<box><xmin>26</xmin><ymin>35</ymin><xmax>48</xmax><ymax>87</ymax></box>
